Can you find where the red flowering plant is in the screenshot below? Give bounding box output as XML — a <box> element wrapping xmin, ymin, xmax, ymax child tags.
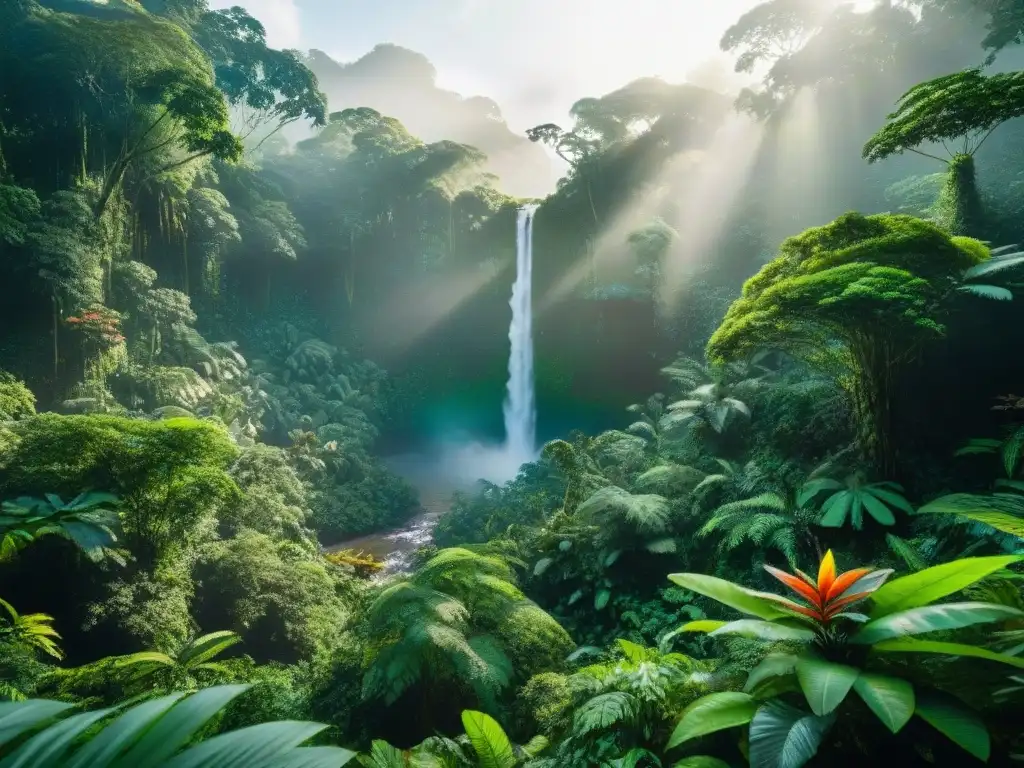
<box><xmin>665</xmin><ymin>551</ymin><xmax>1024</xmax><ymax>767</ymax></box>
<box><xmin>65</xmin><ymin>304</ymin><xmax>125</xmax><ymax>351</ymax></box>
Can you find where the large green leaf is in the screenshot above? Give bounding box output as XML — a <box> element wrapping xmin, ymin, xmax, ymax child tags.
<box><xmin>64</xmin><ymin>695</ymin><xmax>186</xmax><ymax>768</ymax></box>
<box><xmin>915</xmin><ymin>693</ymin><xmax>990</xmax><ymax>761</ymax></box>
<box><xmin>671</xmin><ymin>759</ymin><xmax>732</xmax><ymax>768</ymax></box>
<box><xmin>709</xmin><ymin>620</ymin><xmax>815</xmax><ymax>643</ymax></box>
<box><xmin>0</xmin><ymin>707</ymin><xmax>116</xmax><ymax>766</ymax></box>
<box><xmin>0</xmin><ymin>685</ymin><xmax>356</xmax><ymax>767</ymax></box>
<box><xmin>859</xmin><ymin>492</ymin><xmax>896</xmax><ymax>525</ymax></box>
<box><xmin>0</xmin><ymin>699</ymin><xmax>75</xmax><ymax>744</ymax></box>
<box><xmin>916</xmin><ymin>494</ymin><xmax>1024</xmax><ymax>539</ymax></box>
<box><xmin>795</xmin><ymin>658</ymin><xmax>859</xmax><ymax>716</ymax></box>
<box><xmin>748</xmin><ymin>701</ymin><xmax>833</xmax><ymax>768</ymax></box>
<box><xmin>852</xmin><ymin>674</ymin><xmax>914</xmax><ymax>733</ymax></box>
<box><xmin>744</xmin><ymin>655</ymin><xmax>799</xmax><ymax>695</ymax></box>
<box><xmin>817</xmin><ymin>491</ymin><xmax>853</xmax><ymax>527</ymax></box>
<box><xmin>160</xmin><ymin>721</ymin><xmax>336</xmax><ymax>767</ymax></box>
<box><xmin>872</xmin><ymin>637</ymin><xmax>1024</xmax><ymax>667</ymax></box>
<box><xmin>461</xmin><ymin>710</ymin><xmax>516</xmax><ymax>768</ymax></box>
<box><xmin>851</xmin><ymin>602</ymin><xmax>1024</xmax><ymax>645</ymax></box>
<box><xmin>868</xmin><ymin>555</ymin><xmax>1023</xmax><ymax>617</ymax></box>
<box><xmin>358</xmin><ymin>740</ymin><xmax>407</xmax><ymax>768</ymax></box>
<box><xmin>666</xmin><ymin>692</ymin><xmax>758</xmax><ymax>749</ymax></box>
<box><xmin>668</xmin><ymin>574</ymin><xmax>789</xmax><ymax>620</ymax></box>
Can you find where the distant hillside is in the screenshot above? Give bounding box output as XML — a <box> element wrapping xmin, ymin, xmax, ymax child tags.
<box><xmin>301</xmin><ymin>44</ymin><xmax>556</xmax><ymax>197</ymax></box>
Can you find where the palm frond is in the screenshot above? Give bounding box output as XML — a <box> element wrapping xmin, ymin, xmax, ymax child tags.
<box><xmin>0</xmin><ymin>685</ymin><xmax>356</xmax><ymax>766</ymax></box>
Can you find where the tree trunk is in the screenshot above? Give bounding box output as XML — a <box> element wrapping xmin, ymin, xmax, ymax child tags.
<box><xmin>851</xmin><ymin>335</ymin><xmax>896</xmax><ymax>476</ymax></box>
<box><xmin>52</xmin><ymin>295</ymin><xmax>60</xmax><ymax>383</ymax></box>
<box><xmin>938</xmin><ymin>153</ymin><xmax>984</xmax><ymax>236</ymax></box>
<box><xmin>94</xmin><ymin>155</ymin><xmax>130</xmax><ymax>220</ymax></box>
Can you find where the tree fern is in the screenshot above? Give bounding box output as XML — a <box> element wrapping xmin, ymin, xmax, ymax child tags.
<box><xmin>632</xmin><ymin>464</ymin><xmax>706</xmax><ymax>498</ymax></box>
<box><xmin>577</xmin><ymin>487</ymin><xmax>671</xmax><ymax>536</ymax></box>
<box><xmin>698</xmin><ymin>492</ymin><xmax>812</xmax><ymax>567</ymax></box>
<box><xmin>362</xmin><ymin>549</ymin><xmax>569</xmax><ymax>711</ymax></box>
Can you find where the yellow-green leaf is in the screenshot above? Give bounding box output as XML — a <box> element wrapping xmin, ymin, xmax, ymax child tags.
<box><xmin>681</xmin><ymin>620</ymin><xmax>727</xmax><ymax>633</ymax></box>
<box><xmin>671</xmin><ymin>758</ymin><xmax>731</xmax><ymax>768</ymax></box>
<box><xmin>851</xmin><ymin>602</ymin><xmax>1024</xmax><ymax>645</ymax></box>
<box><xmin>461</xmin><ymin>710</ymin><xmax>516</xmax><ymax>768</ymax></box>
<box><xmin>872</xmin><ymin>638</ymin><xmax>1024</xmax><ymax>667</ymax></box>
<box><xmin>868</xmin><ymin>555</ymin><xmax>1023</xmax><ymax>617</ymax></box>
<box><xmin>710</xmin><ymin>620</ymin><xmax>815</xmax><ymax>643</ymax></box>
<box><xmin>668</xmin><ymin>573</ymin><xmax>790</xmax><ymax>620</ymax></box>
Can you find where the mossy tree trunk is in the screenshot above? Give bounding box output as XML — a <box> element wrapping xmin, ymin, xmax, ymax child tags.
<box><xmin>849</xmin><ymin>333</ymin><xmax>897</xmax><ymax>477</ymax></box>
<box><xmin>937</xmin><ymin>153</ymin><xmax>985</xmax><ymax>236</ymax></box>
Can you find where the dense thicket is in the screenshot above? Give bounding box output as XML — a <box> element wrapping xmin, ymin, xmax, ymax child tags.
<box><xmin>3</xmin><ymin>0</ymin><xmax>1024</xmax><ymax>766</ymax></box>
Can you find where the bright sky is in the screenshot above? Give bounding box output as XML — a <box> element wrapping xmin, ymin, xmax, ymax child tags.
<box><xmin>208</xmin><ymin>0</ymin><xmax>772</xmax><ymax>132</ymax></box>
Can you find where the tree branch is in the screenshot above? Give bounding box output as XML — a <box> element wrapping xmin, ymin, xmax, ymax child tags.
<box><xmin>970</xmin><ymin>125</ymin><xmax>1000</xmax><ymax>157</ymax></box>
<box><xmin>154</xmin><ymin>150</ymin><xmax>214</xmax><ymax>176</ymax></box>
<box><xmin>907</xmin><ymin>147</ymin><xmax>949</xmax><ymax>164</ymax></box>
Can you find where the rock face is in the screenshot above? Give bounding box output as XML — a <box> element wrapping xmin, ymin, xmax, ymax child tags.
<box><xmin>300</xmin><ymin>45</ymin><xmax>556</xmax><ymax>197</ymax></box>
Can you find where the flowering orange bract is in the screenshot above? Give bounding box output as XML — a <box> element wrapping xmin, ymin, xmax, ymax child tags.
<box><xmin>763</xmin><ymin>550</ymin><xmax>880</xmax><ymax>624</ymax></box>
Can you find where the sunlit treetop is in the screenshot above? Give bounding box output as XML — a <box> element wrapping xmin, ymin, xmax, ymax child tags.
<box><xmin>707</xmin><ymin>212</ymin><xmax>989</xmax><ymax>364</ymax></box>
<box><xmin>928</xmin><ymin>0</ymin><xmax>1024</xmax><ymax>58</ymax></box>
<box><xmin>863</xmin><ymin>69</ymin><xmax>1024</xmax><ymax>163</ymax></box>
<box><xmin>719</xmin><ymin>0</ymin><xmax>836</xmax><ymax>74</ymax></box>
<box><xmin>193</xmin><ymin>6</ymin><xmax>328</xmax><ymax>136</ymax></box>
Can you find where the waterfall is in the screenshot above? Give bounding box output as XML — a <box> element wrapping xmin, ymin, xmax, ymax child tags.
<box><xmin>503</xmin><ymin>204</ymin><xmax>538</xmax><ymax>464</ymax></box>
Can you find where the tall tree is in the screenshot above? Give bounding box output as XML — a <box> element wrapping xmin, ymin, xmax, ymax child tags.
<box><xmin>192</xmin><ymin>6</ymin><xmax>328</xmax><ymax>144</ymax></box>
<box><xmin>863</xmin><ymin>68</ymin><xmax>1024</xmax><ymax>235</ymax></box>
<box><xmin>707</xmin><ymin>212</ymin><xmax>991</xmax><ymax>472</ymax></box>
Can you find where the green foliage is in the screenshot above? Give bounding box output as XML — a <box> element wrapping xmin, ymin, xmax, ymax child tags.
<box><xmin>192</xmin><ymin>5</ymin><xmax>327</xmax><ymax>137</ymax></box>
<box><xmin>0</xmin><ymin>372</ymin><xmax>35</xmax><ymax>421</ymax></box>
<box><xmin>916</xmin><ymin>492</ymin><xmax>1024</xmax><ymax>540</ymax></box>
<box><xmin>1</xmin><ymin>491</ymin><xmax>122</xmax><ymax>564</ymax></box>
<box><xmin>221</xmin><ymin>444</ymin><xmax>316</xmax><ymax>547</ymax></box>
<box><xmin>799</xmin><ymin>475</ymin><xmax>914</xmax><ymax>530</ymax></box>
<box><xmin>0</xmin><ymin>683</ymin><xmax>356</xmax><ymax>766</ymax></box>
<box><xmin>361</xmin><ymin>548</ymin><xmax>570</xmax><ymax>731</ymax></box>
<box><xmin>108</xmin><ymin>629</ymin><xmax>241</xmax><ymax>694</ymax></box>
<box><xmin>671</xmin><ymin>552</ymin><xmax>1024</xmax><ymax>765</ymax></box>
<box><xmin>0</xmin><ymin>414</ymin><xmax>239</xmax><ymax>564</ymax></box>
<box><xmin>0</xmin><ymin>597</ymin><xmax>63</xmax><ymax>662</ymax></box>
<box><xmin>707</xmin><ymin>212</ymin><xmax>989</xmax><ymax>467</ymax></box>
<box><xmin>863</xmin><ymin>69</ymin><xmax>1024</xmax><ymax>164</ymax></box>
<box><xmin>193</xmin><ymin>530</ymin><xmax>350</xmax><ymax>663</ymax></box>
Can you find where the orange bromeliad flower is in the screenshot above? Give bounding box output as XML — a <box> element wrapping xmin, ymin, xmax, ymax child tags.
<box><xmin>763</xmin><ymin>550</ymin><xmax>888</xmax><ymax>625</ymax></box>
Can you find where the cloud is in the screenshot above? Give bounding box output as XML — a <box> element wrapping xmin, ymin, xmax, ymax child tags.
<box><xmin>208</xmin><ymin>0</ymin><xmax>302</xmax><ymax>50</ymax></box>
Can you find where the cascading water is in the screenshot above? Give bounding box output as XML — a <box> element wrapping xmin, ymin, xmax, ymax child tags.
<box><xmin>503</xmin><ymin>204</ymin><xmax>539</xmax><ymax>464</ymax></box>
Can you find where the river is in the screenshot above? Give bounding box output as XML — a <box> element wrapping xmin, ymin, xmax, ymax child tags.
<box><xmin>324</xmin><ymin>445</ymin><xmax>527</xmax><ymax>575</ymax></box>
<box><xmin>324</xmin><ymin>486</ymin><xmax>453</xmax><ymax>575</ymax></box>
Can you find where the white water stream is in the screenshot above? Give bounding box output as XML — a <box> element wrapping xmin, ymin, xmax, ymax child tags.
<box><xmin>503</xmin><ymin>204</ymin><xmax>539</xmax><ymax>465</ymax></box>
<box><xmin>330</xmin><ymin>205</ymin><xmax>541</xmax><ymax>573</ymax></box>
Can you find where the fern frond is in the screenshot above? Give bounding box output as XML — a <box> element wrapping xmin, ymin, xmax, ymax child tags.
<box><xmin>571</xmin><ymin>692</ymin><xmax>639</xmax><ymax>736</ymax></box>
